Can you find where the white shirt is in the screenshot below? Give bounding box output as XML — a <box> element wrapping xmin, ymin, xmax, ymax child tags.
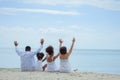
<box><xmin>35</xmin><ymin>60</ymin><xmax>43</xmax><ymax>71</ymax></box>
<box><xmin>15</xmin><ymin>45</ymin><xmax>43</xmax><ymax>71</ymax></box>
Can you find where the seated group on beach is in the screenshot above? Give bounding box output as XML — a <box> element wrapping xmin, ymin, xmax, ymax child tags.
<box><xmin>14</xmin><ymin>38</ymin><xmax>75</xmax><ymax>73</ymax></box>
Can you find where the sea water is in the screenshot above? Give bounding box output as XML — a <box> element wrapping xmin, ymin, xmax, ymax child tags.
<box><xmin>0</xmin><ymin>48</ymin><xmax>120</xmax><ymax>74</ymax></box>
<box><xmin>70</xmin><ymin>49</ymin><xmax>120</xmax><ymax>74</ymax></box>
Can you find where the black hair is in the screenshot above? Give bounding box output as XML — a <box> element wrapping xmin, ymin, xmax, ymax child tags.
<box><xmin>60</xmin><ymin>46</ymin><xmax>67</xmax><ymax>55</ymax></box>
<box><xmin>36</xmin><ymin>52</ymin><xmax>44</xmax><ymax>60</ymax></box>
<box><xmin>46</xmin><ymin>46</ymin><xmax>54</xmax><ymax>55</ymax></box>
<box><xmin>25</xmin><ymin>46</ymin><xmax>31</xmax><ymax>51</ymax></box>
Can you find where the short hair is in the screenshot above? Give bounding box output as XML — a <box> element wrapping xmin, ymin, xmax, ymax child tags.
<box><xmin>36</xmin><ymin>52</ymin><xmax>44</xmax><ymax>60</ymax></box>
<box><xmin>46</xmin><ymin>46</ymin><xmax>54</xmax><ymax>55</ymax></box>
<box><xmin>25</xmin><ymin>46</ymin><xmax>31</xmax><ymax>51</ymax></box>
<box><xmin>60</xmin><ymin>46</ymin><xmax>67</xmax><ymax>55</ymax></box>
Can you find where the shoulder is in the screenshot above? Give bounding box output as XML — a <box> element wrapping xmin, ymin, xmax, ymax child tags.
<box><xmin>60</xmin><ymin>53</ymin><xmax>69</xmax><ymax>59</ymax></box>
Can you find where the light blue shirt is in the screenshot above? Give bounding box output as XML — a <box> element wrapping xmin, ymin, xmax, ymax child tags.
<box><xmin>15</xmin><ymin>45</ymin><xmax>43</xmax><ymax>71</ymax></box>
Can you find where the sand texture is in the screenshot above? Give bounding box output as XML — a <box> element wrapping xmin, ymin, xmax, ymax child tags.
<box><xmin>0</xmin><ymin>68</ymin><xmax>120</xmax><ymax>80</ymax></box>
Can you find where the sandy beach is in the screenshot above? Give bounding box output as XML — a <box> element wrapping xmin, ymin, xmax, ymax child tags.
<box><xmin>0</xmin><ymin>68</ymin><xmax>120</xmax><ymax>80</ymax></box>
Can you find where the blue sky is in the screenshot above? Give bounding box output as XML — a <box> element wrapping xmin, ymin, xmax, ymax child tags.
<box><xmin>0</xmin><ymin>0</ymin><xmax>120</xmax><ymax>49</ymax></box>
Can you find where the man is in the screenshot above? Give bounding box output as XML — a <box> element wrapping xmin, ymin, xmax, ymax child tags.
<box><xmin>14</xmin><ymin>39</ymin><xmax>44</xmax><ymax>71</ymax></box>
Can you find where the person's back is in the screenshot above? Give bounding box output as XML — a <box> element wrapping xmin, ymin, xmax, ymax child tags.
<box><xmin>19</xmin><ymin>51</ymin><xmax>36</xmax><ymax>71</ymax></box>
<box><xmin>45</xmin><ymin>45</ymin><xmax>59</xmax><ymax>72</ymax></box>
<box><xmin>59</xmin><ymin>38</ymin><xmax>75</xmax><ymax>73</ymax></box>
<box><xmin>35</xmin><ymin>52</ymin><xmax>44</xmax><ymax>71</ymax></box>
<box><xmin>14</xmin><ymin>39</ymin><xmax>44</xmax><ymax>71</ymax></box>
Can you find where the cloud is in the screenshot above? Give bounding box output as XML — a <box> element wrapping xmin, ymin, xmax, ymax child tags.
<box><xmin>0</xmin><ymin>26</ymin><xmax>64</xmax><ymax>48</ymax></box>
<box><xmin>0</xmin><ymin>0</ymin><xmax>120</xmax><ymax>11</ymax></box>
<box><xmin>0</xmin><ymin>7</ymin><xmax>80</xmax><ymax>15</ymax></box>
<box><xmin>0</xmin><ymin>26</ymin><xmax>66</xmax><ymax>35</ymax></box>
<box><xmin>0</xmin><ymin>26</ymin><xmax>79</xmax><ymax>48</ymax></box>
<box><xmin>25</xmin><ymin>0</ymin><xmax>120</xmax><ymax>11</ymax></box>
<box><xmin>0</xmin><ymin>25</ymin><xmax>120</xmax><ymax>49</ymax></box>
<box><xmin>0</xmin><ymin>26</ymin><xmax>69</xmax><ymax>41</ymax></box>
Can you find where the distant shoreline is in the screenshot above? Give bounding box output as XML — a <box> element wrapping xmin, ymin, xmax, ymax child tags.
<box><xmin>0</xmin><ymin>47</ymin><xmax>120</xmax><ymax>50</ymax></box>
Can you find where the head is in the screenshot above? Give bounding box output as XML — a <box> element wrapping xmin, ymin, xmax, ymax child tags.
<box><xmin>36</xmin><ymin>52</ymin><xmax>44</xmax><ymax>60</ymax></box>
<box><xmin>25</xmin><ymin>46</ymin><xmax>31</xmax><ymax>51</ymax></box>
<box><xmin>46</xmin><ymin>45</ymin><xmax>54</xmax><ymax>56</ymax></box>
<box><xmin>60</xmin><ymin>46</ymin><xmax>67</xmax><ymax>55</ymax></box>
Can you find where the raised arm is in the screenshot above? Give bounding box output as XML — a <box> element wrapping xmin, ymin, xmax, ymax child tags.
<box><xmin>59</xmin><ymin>39</ymin><xmax>63</xmax><ymax>52</ymax></box>
<box><xmin>53</xmin><ymin>39</ymin><xmax>63</xmax><ymax>60</ymax></box>
<box><xmin>14</xmin><ymin>41</ymin><xmax>23</xmax><ymax>56</ymax></box>
<box><xmin>33</xmin><ymin>38</ymin><xmax>44</xmax><ymax>55</ymax></box>
<box><xmin>68</xmin><ymin>37</ymin><xmax>75</xmax><ymax>55</ymax></box>
<box><xmin>42</xmin><ymin>56</ymin><xmax>47</xmax><ymax>62</ymax></box>
<box><xmin>42</xmin><ymin>53</ymin><xmax>49</xmax><ymax>62</ymax></box>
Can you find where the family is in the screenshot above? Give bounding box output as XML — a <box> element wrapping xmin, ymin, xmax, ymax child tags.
<box><xmin>14</xmin><ymin>38</ymin><xmax>75</xmax><ymax>73</ymax></box>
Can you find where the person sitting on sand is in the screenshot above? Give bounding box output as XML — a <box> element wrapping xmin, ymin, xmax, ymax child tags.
<box><xmin>44</xmin><ymin>39</ymin><xmax>62</xmax><ymax>72</ymax></box>
<box><xmin>59</xmin><ymin>38</ymin><xmax>75</xmax><ymax>73</ymax></box>
<box><xmin>14</xmin><ymin>39</ymin><xmax>44</xmax><ymax>71</ymax></box>
<box><xmin>44</xmin><ymin>45</ymin><xmax>59</xmax><ymax>72</ymax></box>
<box><xmin>35</xmin><ymin>52</ymin><xmax>46</xmax><ymax>71</ymax></box>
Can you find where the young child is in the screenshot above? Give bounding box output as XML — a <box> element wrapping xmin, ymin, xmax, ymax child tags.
<box><xmin>35</xmin><ymin>52</ymin><xmax>45</xmax><ymax>71</ymax></box>
<box><xmin>14</xmin><ymin>39</ymin><xmax>44</xmax><ymax>71</ymax></box>
<box><xmin>59</xmin><ymin>38</ymin><xmax>75</xmax><ymax>73</ymax></box>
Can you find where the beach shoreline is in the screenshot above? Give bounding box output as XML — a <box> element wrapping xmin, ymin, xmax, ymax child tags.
<box><xmin>0</xmin><ymin>68</ymin><xmax>120</xmax><ymax>80</ymax></box>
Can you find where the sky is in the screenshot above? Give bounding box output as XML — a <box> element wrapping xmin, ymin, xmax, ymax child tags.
<box><xmin>0</xmin><ymin>0</ymin><xmax>120</xmax><ymax>49</ymax></box>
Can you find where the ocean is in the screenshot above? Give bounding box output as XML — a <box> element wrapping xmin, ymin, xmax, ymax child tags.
<box><xmin>0</xmin><ymin>48</ymin><xmax>120</xmax><ymax>74</ymax></box>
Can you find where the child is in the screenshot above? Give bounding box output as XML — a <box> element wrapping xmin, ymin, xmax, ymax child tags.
<box><xmin>14</xmin><ymin>39</ymin><xmax>44</xmax><ymax>71</ymax></box>
<box><xmin>59</xmin><ymin>38</ymin><xmax>75</xmax><ymax>73</ymax></box>
<box><xmin>35</xmin><ymin>52</ymin><xmax>45</xmax><ymax>71</ymax></box>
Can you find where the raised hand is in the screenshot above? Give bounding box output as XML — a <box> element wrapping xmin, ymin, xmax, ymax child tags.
<box><xmin>72</xmin><ymin>37</ymin><xmax>75</xmax><ymax>43</ymax></box>
<box><xmin>59</xmin><ymin>39</ymin><xmax>63</xmax><ymax>43</ymax></box>
<box><xmin>40</xmin><ymin>38</ymin><xmax>44</xmax><ymax>45</ymax></box>
<box><xmin>14</xmin><ymin>41</ymin><xmax>18</xmax><ymax>46</ymax></box>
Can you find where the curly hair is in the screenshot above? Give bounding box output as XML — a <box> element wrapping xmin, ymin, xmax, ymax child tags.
<box><xmin>46</xmin><ymin>45</ymin><xmax>54</xmax><ymax>55</ymax></box>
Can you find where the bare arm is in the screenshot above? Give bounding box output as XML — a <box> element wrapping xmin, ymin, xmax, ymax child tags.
<box><xmin>59</xmin><ymin>39</ymin><xmax>63</xmax><ymax>52</ymax></box>
<box><xmin>68</xmin><ymin>37</ymin><xmax>75</xmax><ymax>55</ymax></box>
<box><xmin>42</xmin><ymin>56</ymin><xmax>47</xmax><ymax>62</ymax></box>
<box><xmin>42</xmin><ymin>53</ymin><xmax>49</xmax><ymax>62</ymax></box>
<box><xmin>53</xmin><ymin>39</ymin><xmax>63</xmax><ymax>60</ymax></box>
<box><xmin>53</xmin><ymin>53</ymin><xmax>59</xmax><ymax>60</ymax></box>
